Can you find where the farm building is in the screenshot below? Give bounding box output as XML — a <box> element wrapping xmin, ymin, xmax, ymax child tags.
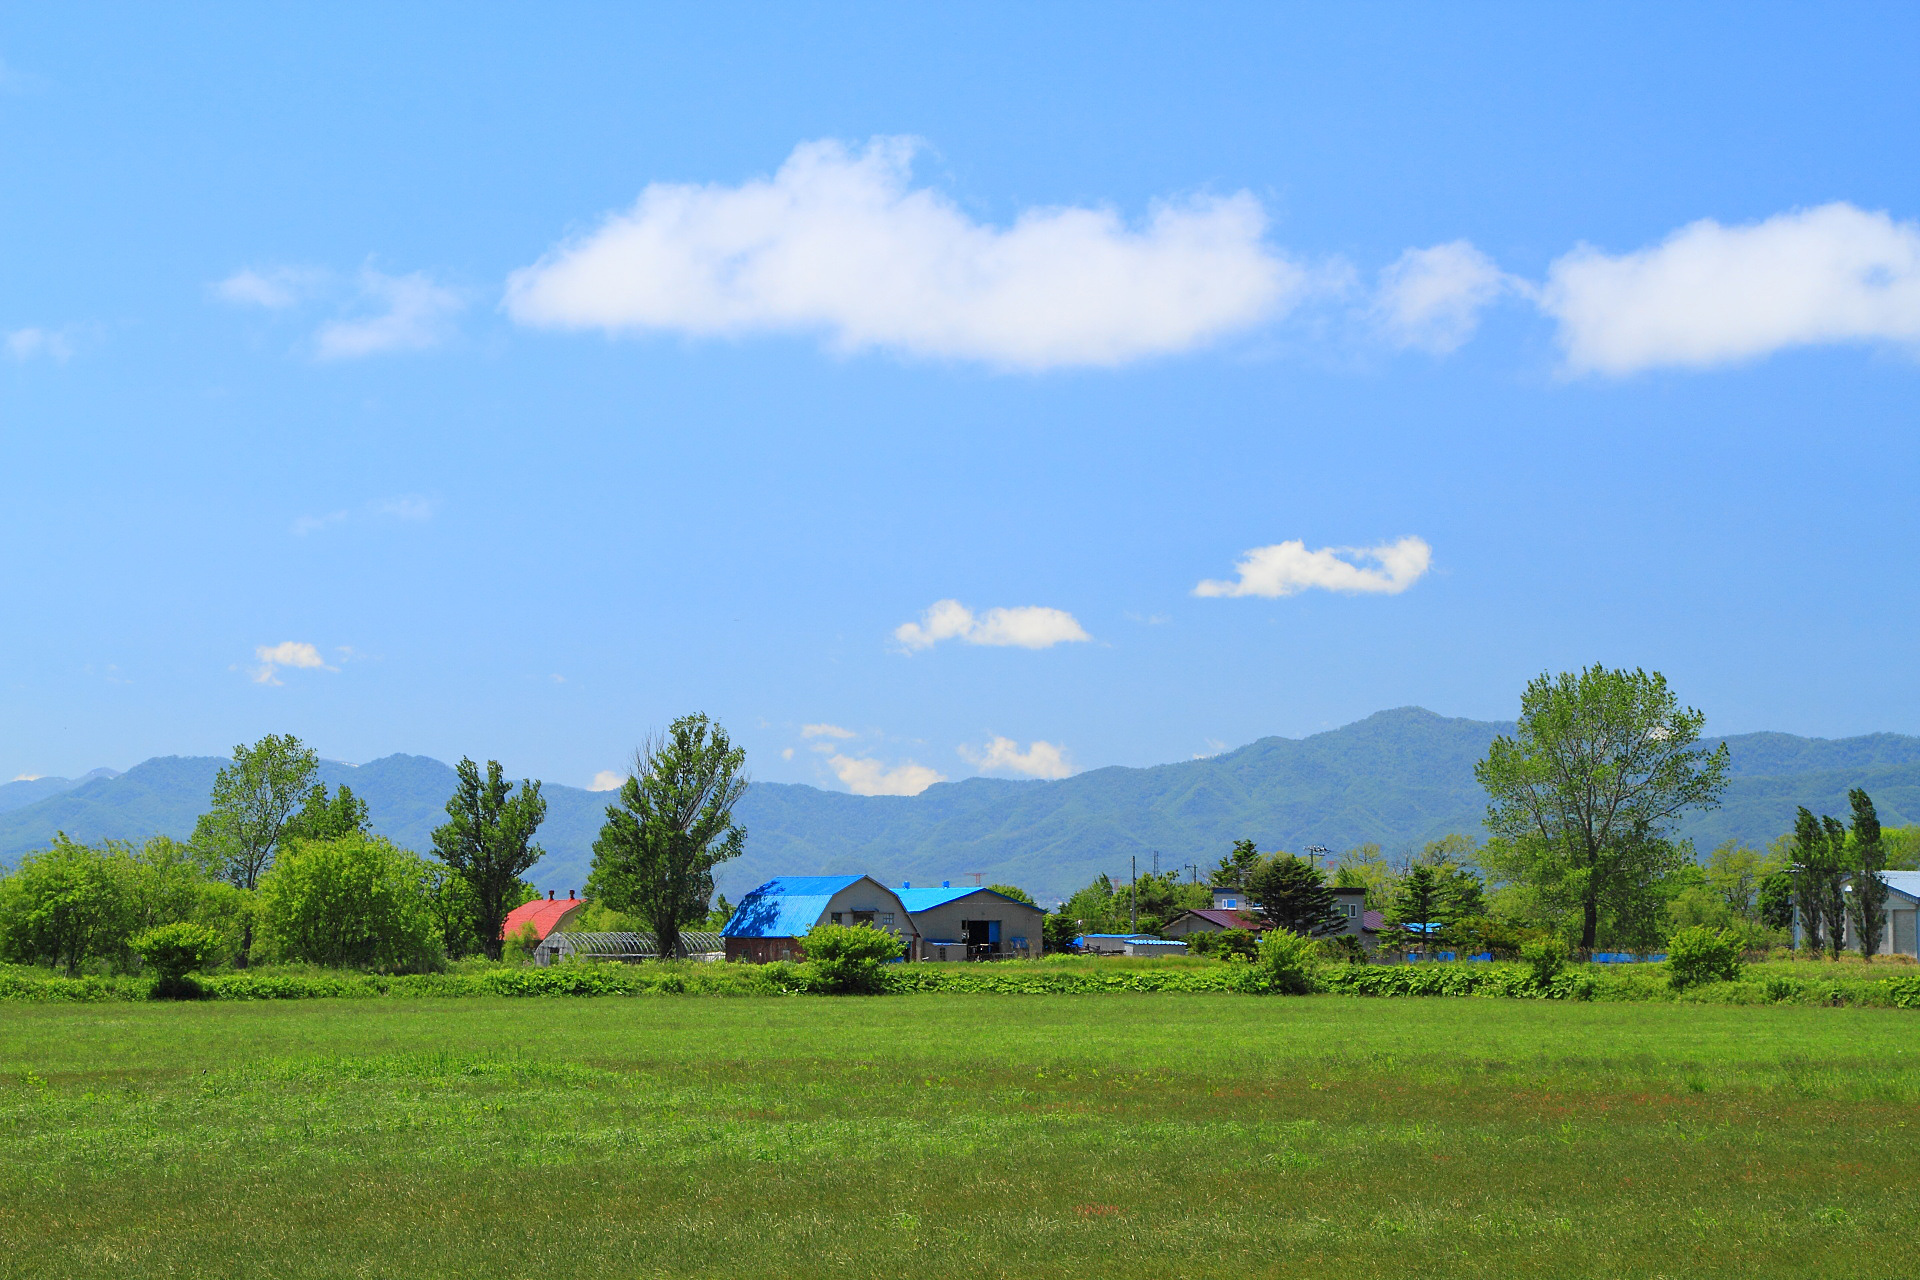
<box><xmin>1162</xmin><ymin>907</ymin><xmax>1266</xmax><ymax>938</ymax></box>
<box><xmin>896</xmin><ymin>884</ymin><xmax>1046</xmax><ymax>959</ymax></box>
<box><xmin>1077</xmin><ymin>933</ymin><xmax>1155</xmax><ymax>955</ymax></box>
<box><xmin>534</xmin><ymin>930</ymin><xmax>726</xmax><ymax>966</ymax></box>
<box><xmin>501</xmin><ymin>890</ymin><xmax>586</xmax><ymax>944</ymax></box>
<box><xmin>1796</xmin><ymin>871</ymin><xmax>1920</xmax><ymax>956</ymax></box>
<box><xmin>722</xmin><ymin>875</ymin><xmax>919</xmax><ymax>962</ymax></box>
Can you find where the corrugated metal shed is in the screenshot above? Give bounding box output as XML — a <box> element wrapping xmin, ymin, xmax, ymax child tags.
<box><xmin>722</xmin><ymin>875</ymin><xmax>865</xmax><ymax>938</ymax></box>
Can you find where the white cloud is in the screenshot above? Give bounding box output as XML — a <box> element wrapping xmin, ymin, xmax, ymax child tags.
<box><xmin>216</xmin><ymin>267</ymin><xmax>326</xmax><ymax>309</ymax></box>
<box><xmin>1375</xmin><ymin>241</ymin><xmax>1512</xmax><ymax>354</ymax></box>
<box><xmin>316</xmin><ymin>270</ymin><xmax>465</xmax><ymax>360</ymax></box>
<box><xmin>292</xmin><ymin>494</ymin><xmax>439</xmax><ymax>536</ymax></box>
<box><xmin>1195</xmin><ymin>536</ymin><xmax>1432</xmax><ymax>599</ymax></box>
<box><xmin>801</xmin><ymin>722</ymin><xmax>857</xmax><ymax>739</ymax></box>
<box><xmin>376</xmin><ymin>495</ymin><xmax>437</xmax><ymax>521</ymax></box>
<box><xmin>504</xmin><ymin>137</ymin><xmax>1300</xmax><ymax>369</ymax></box>
<box><xmin>828</xmin><ymin>753</ymin><xmax>946</xmax><ymax>796</ymax></box>
<box><xmin>961</xmin><ymin>736</ymin><xmax>1072</xmax><ymax>780</ymax></box>
<box><xmin>1540</xmin><ymin>202</ymin><xmax>1920</xmax><ymax>374</ymax></box>
<box><xmin>893</xmin><ymin>600</ymin><xmax>1091</xmax><ymax>652</ymax></box>
<box><xmin>589</xmin><ymin>770</ymin><xmax>625</xmax><ymax>792</ymax></box>
<box><xmin>781</xmin><ymin>747</ymin><xmax>794</xmax><ymax>760</ymax></box>
<box><xmin>6</xmin><ymin>328</ymin><xmax>73</xmax><ymax>362</ymax></box>
<box><xmin>11</xmin><ymin>773</ymin><xmax>41</xmax><ymax>782</ymax></box>
<box><xmin>251</xmin><ymin>640</ymin><xmax>336</xmax><ymax>686</ymax></box>
<box><xmin>291</xmin><ymin>510</ymin><xmax>350</xmax><ymax>536</ymax></box>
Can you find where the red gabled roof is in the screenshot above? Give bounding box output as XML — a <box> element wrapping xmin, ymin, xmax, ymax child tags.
<box><xmin>1361</xmin><ymin>909</ymin><xmax>1385</xmax><ymax>932</ymax></box>
<box><xmin>501</xmin><ymin>895</ymin><xmax>584</xmax><ymax>942</ymax></box>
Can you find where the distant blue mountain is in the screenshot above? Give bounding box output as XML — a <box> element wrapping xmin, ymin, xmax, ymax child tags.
<box><xmin>0</xmin><ymin>768</ymin><xmax>121</xmax><ymax>815</ymax></box>
<box><xmin>3</xmin><ymin>708</ymin><xmax>1919</xmax><ymax>900</ymax></box>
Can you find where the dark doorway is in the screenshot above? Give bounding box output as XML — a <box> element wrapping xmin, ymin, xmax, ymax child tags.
<box><xmin>962</xmin><ymin>919</ymin><xmax>1000</xmax><ymax>959</ymax></box>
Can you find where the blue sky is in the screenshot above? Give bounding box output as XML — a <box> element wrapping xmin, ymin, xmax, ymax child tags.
<box><xmin>4</xmin><ymin>4</ymin><xmax>1920</xmax><ymax>795</ymax></box>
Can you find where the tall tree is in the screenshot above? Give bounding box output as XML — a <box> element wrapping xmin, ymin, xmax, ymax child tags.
<box><xmin>586</xmin><ymin>714</ymin><xmax>748</xmax><ymax>962</ymax></box>
<box><xmin>1476</xmin><ymin>665</ymin><xmax>1728</xmax><ymax>955</ymax></box>
<box><xmin>1790</xmin><ymin>807</ymin><xmax>1828</xmax><ymax>954</ymax></box>
<box><xmin>1211</xmin><ymin>838</ymin><xmax>1263</xmax><ymax>887</ymax></box>
<box><xmin>1849</xmin><ymin>788</ymin><xmax>1888</xmax><ymax>960</ymax></box>
<box><xmin>1386</xmin><ymin>863</ymin><xmax>1452</xmax><ymax>957</ymax></box>
<box><xmin>191</xmin><ymin>734</ymin><xmax>320</xmax><ymax>892</ymax></box>
<box><xmin>1247</xmin><ymin>854</ymin><xmax>1342</xmax><ymax>937</ymax></box>
<box><xmin>283</xmin><ymin>783</ymin><xmax>371</xmax><ymax>844</ymax></box>
<box><xmin>430</xmin><ymin>758</ymin><xmax>548</xmax><ymax>961</ymax></box>
<box><xmin>1821</xmin><ymin>814</ymin><xmax>1850</xmax><ymax>960</ymax></box>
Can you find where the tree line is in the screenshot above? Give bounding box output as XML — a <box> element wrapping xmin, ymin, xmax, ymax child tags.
<box><xmin>1050</xmin><ymin>666</ymin><xmax>1915</xmax><ymax>961</ymax></box>
<box><xmin>0</xmin><ymin>714</ymin><xmax>751</xmax><ymax>978</ymax></box>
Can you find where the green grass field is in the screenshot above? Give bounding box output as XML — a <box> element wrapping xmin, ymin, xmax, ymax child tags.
<box><xmin>2</xmin><ymin>995</ymin><xmax>1915</xmax><ymax>1279</ymax></box>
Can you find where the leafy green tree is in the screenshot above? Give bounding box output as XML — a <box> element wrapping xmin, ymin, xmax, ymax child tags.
<box><xmin>802</xmin><ymin>922</ymin><xmax>903</xmax><ymax>993</ymax></box>
<box><xmin>422</xmin><ymin>861</ymin><xmax>483</xmax><ymax>958</ymax></box>
<box><xmin>1332</xmin><ymin>843</ymin><xmax>1400</xmax><ymax>909</ymax></box>
<box><xmin>1757</xmin><ymin>866</ymin><xmax>1796</xmax><ymax>932</ymax></box>
<box><xmin>1790</xmin><ymin>807</ymin><xmax>1832</xmax><ymax>954</ymax></box>
<box><xmin>1247</xmin><ymin>854</ymin><xmax>1341</xmax><ymax>937</ymax></box>
<box><xmin>1211</xmin><ymin>838</ymin><xmax>1263</xmax><ymax>887</ymax></box>
<box><xmin>1665</xmin><ymin>926</ymin><xmax>1744</xmax><ymax>989</ymax></box>
<box><xmin>254</xmin><ymin>833</ymin><xmax>439</xmax><ymax>970</ymax></box>
<box><xmin>586</xmin><ymin>715</ymin><xmax>747</xmax><ymax>963</ymax></box>
<box><xmin>283</xmin><ymin>783</ymin><xmax>370</xmax><ymax>844</ymax></box>
<box><xmin>191</xmin><ymin>734</ymin><xmax>321</xmax><ymax>892</ymax></box>
<box><xmin>1476</xmin><ymin>665</ymin><xmax>1728</xmax><ymax>955</ymax></box>
<box><xmin>0</xmin><ymin>836</ymin><xmax>132</xmax><ymax>975</ymax></box>
<box><xmin>700</xmin><ymin>894</ymin><xmax>735</xmax><ymax>930</ymax></box>
<box><xmin>1239</xmin><ymin>928</ymin><xmax>1320</xmax><ymax>994</ymax></box>
<box><xmin>1184</xmin><ymin>927</ymin><xmax>1259</xmax><ymax>960</ymax></box>
<box><xmin>1850</xmin><ymin>788</ymin><xmax>1889</xmax><ymax>960</ymax></box>
<box><xmin>431</xmin><ymin>758</ymin><xmax>548</xmax><ymax>961</ymax></box>
<box><xmin>987</xmin><ymin>883</ymin><xmax>1034</xmax><ymax>905</ymax></box>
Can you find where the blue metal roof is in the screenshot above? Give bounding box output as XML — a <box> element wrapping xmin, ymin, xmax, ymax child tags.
<box><xmin>722</xmin><ymin>875</ymin><xmax>867</xmax><ymax>939</ymax></box>
<box><xmin>896</xmin><ymin>886</ymin><xmax>1039</xmax><ymax>913</ymax></box>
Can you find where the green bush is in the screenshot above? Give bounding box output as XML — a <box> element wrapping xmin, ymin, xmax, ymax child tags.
<box><xmin>1520</xmin><ymin>937</ymin><xmax>1567</xmax><ymax>990</ymax></box>
<box><xmin>132</xmin><ymin>922</ymin><xmax>223</xmax><ymax>997</ymax></box>
<box><xmin>801</xmin><ymin>923</ymin><xmax>904</xmax><ymax>994</ymax></box>
<box><xmin>1321</xmin><ymin>934</ymin><xmax>1368</xmax><ymax>964</ymax></box>
<box><xmin>1186</xmin><ymin>928</ymin><xmax>1259</xmax><ymax>961</ymax></box>
<box><xmin>1237</xmin><ymin>929</ymin><xmax>1321</xmax><ymax>994</ymax></box>
<box><xmin>254</xmin><ymin>834</ymin><xmax>442</xmax><ymax>971</ymax></box>
<box><xmin>1665</xmin><ymin>926</ymin><xmax>1745</xmax><ymax>989</ymax></box>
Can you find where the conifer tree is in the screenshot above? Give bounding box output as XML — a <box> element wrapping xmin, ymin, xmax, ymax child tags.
<box><xmin>1850</xmin><ymin>788</ymin><xmax>1889</xmax><ymax>960</ymax></box>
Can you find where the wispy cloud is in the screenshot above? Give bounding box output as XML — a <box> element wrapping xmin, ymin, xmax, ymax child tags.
<box><xmin>251</xmin><ymin>640</ymin><xmax>336</xmax><ymax>686</ymax></box>
<box><xmin>1195</xmin><ymin>537</ymin><xmax>1432</xmax><ymax>599</ymax></box>
<box><xmin>505</xmin><ymin>136</ymin><xmax>1301</xmax><ymax>370</ymax></box>
<box><xmin>828</xmin><ymin>753</ymin><xmax>946</xmax><ymax>796</ymax></box>
<box><xmin>894</xmin><ymin>600</ymin><xmax>1091</xmax><ymax>652</ymax></box>
<box><xmin>291</xmin><ymin>494</ymin><xmax>439</xmax><ymax>536</ymax></box>
<box><xmin>316</xmin><ymin>270</ymin><xmax>465</xmax><ymax>359</ymax></box>
<box><xmin>216</xmin><ymin>264</ymin><xmax>466</xmax><ymax>359</ymax></box>
<box><xmin>5</xmin><ymin>328</ymin><xmax>74</xmax><ymax>362</ymax></box>
<box><xmin>1374</xmin><ymin>241</ymin><xmax>1515</xmax><ymax>354</ymax></box>
<box><xmin>961</xmin><ymin>736</ymin><xmax>1073</xmax><ymax>780</ymax></box>
<box><xmin>1540</xmin><ymin>202</ymin><xmax>1920</xmax><ymax>374</ymax></box>
<box><xmin>801</xmin><ymin>722</ymin><xmax>857</xmax><ymax>739</ymax></box>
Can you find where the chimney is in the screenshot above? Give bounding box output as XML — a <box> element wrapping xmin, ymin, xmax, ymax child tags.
<box><xmin>548</xmin><ymin>890</ymin><xmax>554</xmax><ymax>900</ymax></box>
<box><xmin>569</xmin><ymin>889</ymin><xmax>576</xmax><ymax>900</ymax></box>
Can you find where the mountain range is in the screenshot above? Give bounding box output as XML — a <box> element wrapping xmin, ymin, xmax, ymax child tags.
<box><xmin>7</xmin><ymin>707</ymin><xmax>1920</xmax><ymax>901</ymax></box>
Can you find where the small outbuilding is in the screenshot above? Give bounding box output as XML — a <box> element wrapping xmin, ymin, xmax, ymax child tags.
<box><xmin>722</xmin><ymin>875</ymin><xmax>919</xmax><ymax>963</ymax></box>
<box><xmin>896</xmin><ymin>884</ymin><xmax>1046</xmax><ymax>960</ymax></box>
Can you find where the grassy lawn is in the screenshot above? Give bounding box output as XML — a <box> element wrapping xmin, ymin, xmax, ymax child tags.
<box><xmin>1</xmin><ymin>994</ymin><xmax>1914</xmax><ymax>1278</ymax></box>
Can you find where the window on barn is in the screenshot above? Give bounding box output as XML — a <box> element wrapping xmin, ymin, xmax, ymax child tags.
<box><xmin>852</xmin><ymin>910</ymin><xmax>876</xmax><ymax>926</ymax></box>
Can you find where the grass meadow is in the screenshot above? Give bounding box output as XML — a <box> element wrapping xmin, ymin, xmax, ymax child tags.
<box><xmin>2</xmin><ymin>994</ymin><xmax>1915</xmax><ymax>1279</ymax></box>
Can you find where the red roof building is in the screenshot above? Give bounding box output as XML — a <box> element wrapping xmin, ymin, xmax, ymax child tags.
<box><xmin>1162</xmin><ymin>907</ymin><xmax>1269</xmax><ymax>938</ymax></box>
<box><xmin>501</xmin><ymin>890</ymin><xmax>586</xmax><ymax>942</ymax></box>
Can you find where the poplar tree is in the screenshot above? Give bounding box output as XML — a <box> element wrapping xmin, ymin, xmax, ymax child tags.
<box><xmin>431</xmin><ymin>759</ymin><xmax>547</xmax><ymax>961</ymax></box>
<box><xmin>1850</xmin><ymin>788</ymin><xmax>1889</xmax><ymax>960</ymax></box>
<box><xmin>1791</xmin><ymin>807</ymin><xmax>1827</xmax><ymax>954</ymax></box>
<box><xmin>1821</xmin><ymin>814</ymin><xmax>1849</xmax><ymax>959</ymax></box>
<box><xmin>587</xmin><ymin>714</ymin><xmax>748</xmax><ymax>963</ymax></box>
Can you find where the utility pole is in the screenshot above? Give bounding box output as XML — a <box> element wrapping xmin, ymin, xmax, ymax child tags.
<box><xmin>1305</xmin><ymin>845</ymin><xmax>1329</xmax><ymax>871</ymax></box>
<box><xmin>1130</xmin><ymin>853</ymin><xmax>1137</xmax><ymax>932</ymax></box>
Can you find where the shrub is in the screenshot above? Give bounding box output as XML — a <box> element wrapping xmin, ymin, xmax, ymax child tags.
<box><xmin>254</xmin><ymin>834</ymin><xmax>442</xmax><ymax>971</ymax></box>
<box><xmin>802</xmin><ymin>923</ymin><xmax>904</xmax><ymax>994</ymax></box>
<box><xmin>132</xmin><ymin>922</ymin><xmax>223</xmax><ymax>997</ymax></box>
<box><xmin>1238</xmin><ymin>928</ymin><xmax>1321</xmax><ymax>994</ymax></box>
<box><xmin>1320</xmin><ymin>934</ymin><xmax>1368</xmax><ymax>964</ymax></box>
<box><xmin>1187</xmin><ymin>928</ymin><xmax>1260</xmax><ymax>962</ymax></box>
<box><xmin>1764</xmin><ymin>975</ymin><xmax>1802</xmax><ymax>1002</ymax></box>
<box><xmin>502</xmin><ymin>921</ymin><xmax>541</xmax><ymax>963</ymax></box>
<box><xmin>1665</xmin><ymin>926</ymin><xmax>1745</xmax><ymax>990</ymax></box>
<box><xmin>1520</xmin><ymin>937</ymin><xmax>1567</xmax><ymax>990</ymax></box>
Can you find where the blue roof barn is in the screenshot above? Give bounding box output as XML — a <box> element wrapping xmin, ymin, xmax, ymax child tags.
<box><xmin>721</xmin><ymin>875</ymin><xmax>919</xmax><ymax>963</ymax></box>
